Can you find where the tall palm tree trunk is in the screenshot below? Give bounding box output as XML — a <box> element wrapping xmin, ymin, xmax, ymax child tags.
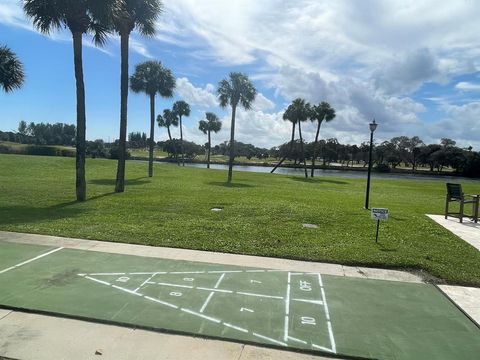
<box><xmin>310</xmin><ymin>119</ymin><xmax>323</xmax><ymax>177</ymax></box>
<box><xmin>115</xmin><ymin>32</ymin><xmax>129</xmax><ymax>193</ymax></box>
<box><xmin>271</xmin><ymin>122</ymin><xmax>296</xmax><ymax>173</ymax></box>
<box><xmin>179</xmin><ymin>116</ymin><xmax>185</xmax><ymax>166</ymax></box>
<box><xmin>148</xmin><ymin>93</ymin><xmax>155</xmax><ymax>177</ymax></box>
<box><xmin>227</xmin><ymin>105</ymin><xmax>237</xmax><ymax>183</ymax></box>
<box><xmin>167</xmin><ymin>127</ymin><xmax>179</xmax><ymax>162</ymax></box>
<box><xmin>72</xmin><ymin>32</ymin><xmax>86</xmax><ymax>201</ymax></box>
<box><xmin>298</xmin><ymin>121</ymin><xmax>308</xmax><ymax>178</ymax></box>
<box><xmin>207</xmin><ymin>130</ymin><xmax>211</xmax><ymax>169</ymax></box>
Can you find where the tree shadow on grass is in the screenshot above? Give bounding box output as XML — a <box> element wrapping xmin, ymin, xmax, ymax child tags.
<box><xmin>206</xmin><ymin>181</ymin><xmax>255</xmax><ymax>188</ymax></box>
<box><xmin>288</xmin><ymin>176</ymin><xmax>348</xmax><ymax>185</ymax></box>
<box><xmin>89</xmin><ymin>177</ymin><xmax>150</xmax><ymax>186</ymax></box>
<box><xmin>0</xmin><ymin>192</ymin><xmax>116</xmax><ymax>226</ymax></box>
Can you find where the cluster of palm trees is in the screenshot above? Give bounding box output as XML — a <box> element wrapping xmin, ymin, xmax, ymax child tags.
<box><xmin>18</xmin><ymin>0</ymin><xmax>260</xmax><ymax>199</ymax></box>
<box><xmin>271</xmin><ymin>98</ymin><xmax>336</xmax><ymax>178</ymax></box>
<box><xmin>156</xmin><ymin>100</ymin><xmax>191</xmax><ymax>167</ymax></box>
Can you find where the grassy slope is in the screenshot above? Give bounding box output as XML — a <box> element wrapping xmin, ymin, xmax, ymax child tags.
<box><xmin>1</xmin><ymin>154</ymin><xmax>479</xmax><ymax>286</ymax></box>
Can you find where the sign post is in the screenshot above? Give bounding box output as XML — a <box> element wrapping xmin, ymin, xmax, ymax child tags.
<box><xmin>371</xmin><ymin>208</ymin><xmax>388</xmax><ymax>243</ymax></box>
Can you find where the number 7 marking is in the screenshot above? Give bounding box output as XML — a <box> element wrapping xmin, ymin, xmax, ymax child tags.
<box><xmin>240</xmin><ymin>307</ymin><xmax>254</xmax><ymax>313</ymax></box>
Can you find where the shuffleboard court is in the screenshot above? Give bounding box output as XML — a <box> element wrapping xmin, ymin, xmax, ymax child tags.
<box><xmin>0</xmin><ymin>241</ymin><xmax>479</xmax><ymax>359</ymax></box>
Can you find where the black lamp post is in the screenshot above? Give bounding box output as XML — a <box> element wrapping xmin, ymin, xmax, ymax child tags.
<box><xmin>365</xmin><ymin>119</ymin><xmax>378</xmax><ymax>209</ymax></box>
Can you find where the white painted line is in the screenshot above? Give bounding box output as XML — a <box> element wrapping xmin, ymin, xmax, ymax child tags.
<box><xmin>197</xmin><ymin>287</ymin><xmax>232</xmax><ymax>293</ymax></box>
<box><xmin>252</xmin><ymin>332</ymin><xmax>287</xmax><ymax>346</ymax></box>
<box><xmin>288</xmin><ymin>336</ymin><xmax>307</xmax><ymax>345</ymax></box>
<box><xmin>199</xmin><ymin>272</ymin><xmax>225</xmax><ymax>313</ymax></box>
<box><xmin>0</xmin><ymin>266</ymin><xmax>15</xmax><ymax>274</ymax></box>
<box><xmin>156</xmin><ymin>282</ymin><xmax>193</xmax><ymax>289</ymax></box>
<box><xmin>208</xmin><ymin>270</ymin><xmax>243</xmax><ymax>274</ymax></box>
<box><xmin>181</xmin><ymin>308</ymin><xmax>221</xmax><ymax>323</ymax></box>
<box><xmin>327</xmin><ymin>321</ymin><xmax>336</xmax><ymax>353</ymax></box>
<box><xmin>90</xmin><ymin>272</ymin><xmax>125</xmax><ymax>276</ymax></box>
<box><xmin>85</xmin><ymin>276</ymin><xmax>111</xmax><ymax>286</ymax></box>
<box><xmin>246</xmin><ymin>269</ymin><xmax>265</xmax><ymax>273</ymax></box>
<box><xmin>237</xmin><ymin>291</ymin><xmax>283</xmax><ymax>300</ymax></box>
<box><xmin>0</xmin><ymin>247</ymin><xmax>63</xmax><ymax>274</ymax></box>
<box><xmin>320</xmin><ymin>288</ymin><xmax>330</xmax><ymax>321</ymax></box>
<box><xmin>200</xmin><ymin>292</ymin><xmax>215</xmax><ymax>313</ymax></box>
<box><xmin>134</xmin><ymin>272</ymin><xmax>158</xmax><ymax>293</ymax></box>
<box><xmin>129</xmin><ymin>272</ymin><xmax>165</xmax><ymax>275</ymax></box>
<box><xmin>267</xmin><ymin>269</ymin><xmax>288</xmax><ymax>272</ymax></box>
<box><xmin>112</xmin><ymin>285</ymin><xmax>143</xmax><ymax>296</ymax></box>
<box><xmin>77</xmin><ymin>273</ymin><xmax>86</xmax><ymax>276</ymax></box>
<box><xmin>170</xmin><ymin>271</ymin><xmax>205</xmax><ymax>274</ymax></box>
<box><xmin>214</xmin><ymin>273</ymin><xmax>225</xmax><ymax>289</ymax></box>
<box><xmin>144</xmin><ymin>296</ymin><xmax>178</xmax><ymax>309</ymax></box>
<box><xmin>223</xmin><ymin>322</ymin><xmax>248</xmax><ymax>333</ymax></box>
<box><xmin>312</xmin><ymin>343</ymin><xmax>334</xmax><ymax>353</ymax></box>
<box><xmin>292</xmin><ymin>298</ymin><xmax>324</xmax><ymax>305</ymax></box>
<box><xmin>317</xmin><ymin>273</ymin><xmax>324</xmax><ymax>287</ymax></box>
<box><xmin>318</xmin><ymin>274</ymin><xmax>336</xmax><ymax>354</ymax></box>
<box><xmin>284</xmin><ymin>272</ymin><xmax>291</xmax><ymax>342</ymax></box>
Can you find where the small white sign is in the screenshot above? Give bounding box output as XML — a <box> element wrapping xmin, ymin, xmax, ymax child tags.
<box><xmin>371</xmin><ymin>208</ymin><xmax>389</xmax><ymax>220</ymax></box>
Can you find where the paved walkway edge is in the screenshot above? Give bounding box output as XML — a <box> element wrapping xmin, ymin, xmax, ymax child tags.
<box><xmin>427</xmin><ymin>214</ymin><xmax>480</xmax><ymax>251</ymax></box>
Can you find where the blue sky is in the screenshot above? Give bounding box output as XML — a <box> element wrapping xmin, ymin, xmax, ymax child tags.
<box><xmin>1</xmin><ymin>0</ymin><xmax>480</xmax><ymax>149</ymax></box>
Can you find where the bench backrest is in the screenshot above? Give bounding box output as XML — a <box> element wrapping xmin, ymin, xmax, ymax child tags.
<box><xmin>446</xmin><ymin>183</ymin><xmax>463</xmax><ymax>200</ymax></box>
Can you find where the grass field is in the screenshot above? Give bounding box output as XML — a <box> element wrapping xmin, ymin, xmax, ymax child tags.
<box><xmin>129</xmin><ymin>148</ymin><xmax>168</xmax><ymax>158</ymax></box>
<box><xmin>1</xmin><ymin>153</ymin><xmax>479</xmax><ymax>286</ymax></box>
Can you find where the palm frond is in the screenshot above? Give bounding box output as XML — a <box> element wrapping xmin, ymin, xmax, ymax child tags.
<box><xmin>173</xmin><ymin>100</ymin><xmax>190</xmax><ymax>117</ymax></box>
<box><xmin>0</xmin><ymin>45</ymin><xmax>25</xmax><ymax>93</ymax></box>
<box><xmin>23</xmin><ymin>0</ymin><xmax>64</xmax><ymax>34</ymax></box>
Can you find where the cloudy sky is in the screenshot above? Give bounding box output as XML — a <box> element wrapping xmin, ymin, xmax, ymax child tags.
<box><xmin>1</xmin><ymin>0</ymin><xmax>479</xmax><ymax>149</ymax></box>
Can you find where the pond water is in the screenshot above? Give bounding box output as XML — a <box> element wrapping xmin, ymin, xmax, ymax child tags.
<box><xmin>184</xmin><ymin>163</ymin><xmax>479</xmax><ymax>182</ymax></box>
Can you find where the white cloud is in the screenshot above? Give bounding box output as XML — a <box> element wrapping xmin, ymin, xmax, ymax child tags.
<box><xmin>129</xmin><ymin>38</ymin><xmax>153</xmax><ymax>58</ymax></box>
<box><xmin>251</xmin><ymin>93</ymin><xmax>275</xmax><ymax>112</ymax></box>
<box><xmin>175</xmin><ymin>77</ymin><xmax>218</xmax><ymax>107</ymax></box>
<box><xmin>0</xmin><ymin>1</ymin><xmax>30</xmax><ymax>30</ymax></box>
<box><xmin>455</xmin><ymin>82</ymin><xmax>480</xmax><ymax>91</ymax></box>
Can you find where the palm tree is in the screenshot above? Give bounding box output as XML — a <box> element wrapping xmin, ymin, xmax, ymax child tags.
<box><xmin>198</xmin><ymin>112</ymin><xmax>222</xmax><ymax>169</ymax></box>
<box><xmin>310</xmin><ymin>102</ymin><xmax>336</xmax><ymax>177</ymax></box>
<box><xmin>217</xmin><ymin>72</ymin><xmax>257</xmax><ymax>183</ymax></box>
<box><xmin>23</xmin><ymin>0</ymin><xmax>114</xmax><ymax>201</ymax></box>
<box><xmin>157</xmin><ymin>109</ymin><xmax>179</xmax><ymax>160</ymax></box>
<box><xmin>0</xmin><ymin>45</ymin><xmax>25</xmax><ymax>93</ymax></box>
<box><xmin>130</xmin><ymin>60</ymin><xmax>175</xmax><ymax>177</ymax></box>
<box><xmin>113</xmin><ymin>0</ymin><xmax>163</xmax><ymax>192</ymax></box>
<box><xmin>172</xmin><ymin>100</ymin><xmax>190</xmax><ymax>167</ymax></box>
<box><xmin>271</xmin><ymin>113</ymin><xmax>297</xmax><ymax>174</ymax></box>
<box><xmin>283</xmin><ymin>98</ymin><xmax>310</xmax><ymax>178</ymax></box>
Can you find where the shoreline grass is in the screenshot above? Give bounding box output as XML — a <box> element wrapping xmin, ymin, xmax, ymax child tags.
<box><xmin>1</xmin><ymin>153</ymin><xmax>479</xmax><ymax>286</ymax></box>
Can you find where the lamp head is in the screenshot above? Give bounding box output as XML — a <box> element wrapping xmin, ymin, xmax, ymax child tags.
<box><xmin>369</xmin><ymin>119</ymin><xmax>378</xmax><ymax>133</ymax></box>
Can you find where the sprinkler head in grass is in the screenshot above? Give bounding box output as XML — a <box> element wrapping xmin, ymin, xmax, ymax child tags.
<box><xmin>302</xmin><ymin>223</ymin><xmax>318</xmax><ymax>229</ymax></box>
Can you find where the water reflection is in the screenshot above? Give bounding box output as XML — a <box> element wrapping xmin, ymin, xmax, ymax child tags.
<box><xmin>184</xmin><ymin>163</ymin><xmax>478</xmax><ymax>182</ymax></box>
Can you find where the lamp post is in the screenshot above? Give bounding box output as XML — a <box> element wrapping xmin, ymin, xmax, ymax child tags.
<box><xmin>365</xmin><ymin>119</ymin><xmax>378</xmax><ymax>209</ymax></box>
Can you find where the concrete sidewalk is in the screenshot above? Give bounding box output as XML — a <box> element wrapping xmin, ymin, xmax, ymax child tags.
<box><xmin>427</xmin><ymin>214</ymin><xmax>480</xmax><ymax>251</ymax></box>
<box><xmin>0</xmin><ymin>231</ymin><xmax>478</xmax><ymax>360</ymax></box>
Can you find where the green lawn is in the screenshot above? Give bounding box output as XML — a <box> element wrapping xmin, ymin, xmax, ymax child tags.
<box><xmin>1</xmin><ymin>153</ymin><xmax>479</xmax><ymax>286</ymax></box>
<box><xmin>129</xmin><ymin>148</ymin><xmax>168</xmax><ymax>158</ymax></box>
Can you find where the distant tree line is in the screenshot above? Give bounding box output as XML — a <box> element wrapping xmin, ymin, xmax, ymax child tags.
<box><xmin>3</xmin><ymin>119</ymin><xmax>479</xmax><ymax>177</ymax></box>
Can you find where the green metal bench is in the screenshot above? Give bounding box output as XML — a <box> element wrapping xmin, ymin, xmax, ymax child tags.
<box><xmin>445</xmin><ymin>183</ymin><xmax>479</xmax><ymax>223</ymax></box>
